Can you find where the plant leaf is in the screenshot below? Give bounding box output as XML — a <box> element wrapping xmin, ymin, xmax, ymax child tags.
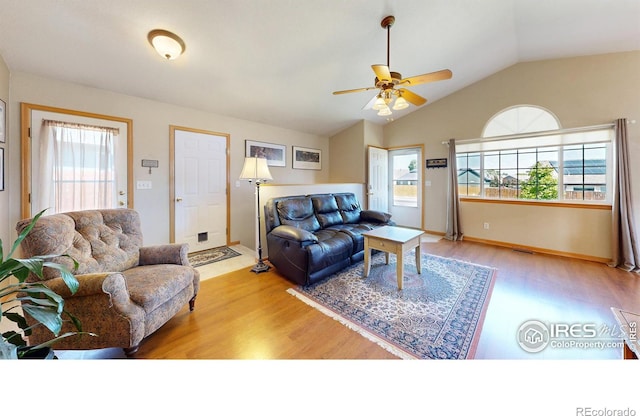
<box><xmin>22</xmin><ymin>303</ymin><xmax>63</xmax><ymax>336</ymax></box>
<box><xmin>43</xmin><ymin>261</ymin><xmax>79</xmax><ymax>294</ymax></box>
<box><xmin>3</xmin><ymin>311</ymin><xmax>28</xmax><ymax>330</ymax></box>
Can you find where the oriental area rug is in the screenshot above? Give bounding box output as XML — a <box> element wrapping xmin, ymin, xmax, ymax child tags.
<box><xmin>287</xmin><ymin>252</ymin><xmax>496</xmax><ymax>359</ymax></box>
<box><xmin>188</xmin><ymin>246</ymin><xmax>241</xmax><ymax>268</ymax></box>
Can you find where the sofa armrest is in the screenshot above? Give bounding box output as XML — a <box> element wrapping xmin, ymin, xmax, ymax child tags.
<box><xmin>42</xmin><ymin>272</ymin><xmax>145</xmax><ymax>344</ymax></box>
<box><xmin>360</xmin><ymin>210</ymin><xmax>392</xmax><ymax>223</ymax></box>
<box><xmin>139</xmin><ymin>243</ymin><xmax>189</xmax><ymax>266</ymax></box>
<box><xmin>44</xmin><ymin>273</ymin><xmax>122</xmax><ymax>298</ymax></box>
<box><xmin>269</xmin><ymin>225</ymin><xmax>318</xmax><ymax>245</ymax></box>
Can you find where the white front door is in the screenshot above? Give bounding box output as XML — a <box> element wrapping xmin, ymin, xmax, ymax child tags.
<box><xmin>367</xmin><ymin>146</ymin><xmax>389</xmax><ymax>212</ymax></box>
<box><xmin>172</xmin><ymin>127</ymin><xmax>228</xmax><ymax>252</ymax></box>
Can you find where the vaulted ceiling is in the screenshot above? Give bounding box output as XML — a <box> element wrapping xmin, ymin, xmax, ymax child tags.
<box><xmin>0</xmin><ymin>0</ymin><xmax>638</xmax><ymax>137</ymax></box>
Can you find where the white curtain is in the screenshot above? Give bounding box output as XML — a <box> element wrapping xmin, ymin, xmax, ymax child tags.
<box><xmin>445</xmin><ymin>138</ymin><xmax>463</xmax><ymax>241</ymax></box>
<box><xmin>38</xmin><ymin>120</ymin><xmax>118</xmax><ymax>215</ymax></box>
<box><xmin>610</xmin><ymin>118</ymin><xmax>640</xmax><ymax>272</ymax></box>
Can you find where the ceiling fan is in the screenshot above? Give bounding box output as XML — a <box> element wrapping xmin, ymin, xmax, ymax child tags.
<box><xmin>333</xmin><ymin>15</ymin><xmax>452</xmax><ymax>117</ymax></box>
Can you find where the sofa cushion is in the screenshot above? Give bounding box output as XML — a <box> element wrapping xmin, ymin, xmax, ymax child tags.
<box><xmin>277</xmin><ymin>197</ymin><xmax>321</xmax><ymax>232</ymax></box>
<box><xmin>312</xmin><ymin>195</ymin><xmax>344</xmax><ymax>228</ymax></box>
<box><xmin>334</xmin><ymin>193</ymin><xmax>362</xmax><ymax>224</ymax></box>
<box><xmin>123</xmin><ymin>264</ymin><xmax>195</xmax><ymax>313</ymax></box>
<box><xmin>17</xmin><ymin>209</ymin><xmax>143</xmax><ymax>279</ymax></box>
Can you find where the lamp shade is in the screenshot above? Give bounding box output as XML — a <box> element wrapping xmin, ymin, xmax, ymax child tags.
<box><xmin>392</xmin><ymin>96</ymin><xmax>409</xmax><ymax>110</ymax></box>
<box><xmin>239</xmin><ymin>157</ymin><xmax>273</xmax><ymax>181</ymax></box>
<box><xmin>148</xmin><ymin>29</ymin><xmax>186</xmax><ymax>60</ymax></box>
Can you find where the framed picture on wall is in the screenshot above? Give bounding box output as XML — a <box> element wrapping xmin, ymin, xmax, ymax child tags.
<box><xmin>292</xmin><ymin>146</ymin><xmax>322</xmax><ymax>170</ymax></box>
<box><xmin>245</xmin><ymin>140</ymin><xmax>286</xmax><ymax>167</ymax></box>
<box><xmin>0</xmin><ymin>99</ymin><xmax>5</xmax><ymax>143</ymax></box>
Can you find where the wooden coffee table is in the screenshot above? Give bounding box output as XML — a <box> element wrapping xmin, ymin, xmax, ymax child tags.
<box><xmin>362</xmin><ymin>226</ymin><xmax>425</xmax><ymax>289</ymax></box>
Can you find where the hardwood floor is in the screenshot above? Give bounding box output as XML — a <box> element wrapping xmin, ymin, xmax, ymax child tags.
<box><xmin>57</xmin><ymin>239</ymin><xmax>640</xmax><ymax>360</ymax></box>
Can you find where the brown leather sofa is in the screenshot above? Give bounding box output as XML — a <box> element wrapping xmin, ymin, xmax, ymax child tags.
<box><xmin>15</xmin><ymin>209</ymin><xmax>199</xmax><ymax>357</ymax></box>
<box><xmin>264</xmin><ymin>192</ymin><xmax>393</xmax><ymax>286</ymax></box>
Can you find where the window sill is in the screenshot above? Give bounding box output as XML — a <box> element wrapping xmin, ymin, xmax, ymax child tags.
<box><xmin>459</xmin><ymin>197</ymin><xmax>612</xmax><ymax>210</ymax></box>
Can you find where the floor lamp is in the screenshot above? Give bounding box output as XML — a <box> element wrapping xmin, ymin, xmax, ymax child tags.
<box><xmin>239</xmin><ymin>157</ymin><xmax>273</xmax><ymax>273</ymax></box>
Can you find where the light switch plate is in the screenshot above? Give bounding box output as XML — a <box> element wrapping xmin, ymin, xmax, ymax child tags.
<box><xmin>137</xmin><ymin>180</ymin><xmax>152</xmax><ymax>190</ymax></box>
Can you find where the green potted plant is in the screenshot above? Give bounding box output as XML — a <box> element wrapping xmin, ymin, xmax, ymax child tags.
<box><xmin>0</xmin><ymin>210</ymin><xmax>85</xmax><ymax>359</ymax></box>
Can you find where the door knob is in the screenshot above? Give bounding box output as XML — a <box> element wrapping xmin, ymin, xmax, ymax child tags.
<box><xmin>119</xmin><ymin>191</ymin><xmax>126</xmax><ymax>196</ymax></box>
<box><xmin>119</xmin><ymin>201</ymin><xmax>125</xmax><ymax>206</ymax></box>
<box><xmin>176</xmin><ymin>197</ymin><xmax>183</xmax><ymax>202</ymax></box>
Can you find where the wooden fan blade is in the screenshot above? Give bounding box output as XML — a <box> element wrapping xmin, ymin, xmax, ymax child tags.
<box><xmin>333</xmin><ymin>86</ymin><xmax>376</xmax><ymax>95</ymax></box>
<box><xmin>399</xmin><ymin>88</ymin><xmax>427</xmax><ymax>106</ymax></box>
<box><xmin>372</xmin><ymin>64</ymin><xmax>392</xmax><ymax>82</ymax></box>
<box><xmin>400</xmin><ymin>69</ymin><xmax>452</xmax><ymax>86</ymax></box>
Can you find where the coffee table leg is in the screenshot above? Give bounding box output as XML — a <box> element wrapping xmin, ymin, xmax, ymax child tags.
<box><xmin>416</xmin><ymin>243</ymin><xmax>422</xmax><ymax>274</ymax></box>
<box><xmin>363</xmin><ymin>239</ymin><xmax>371</xmax><ymax>277</ymax></box>
<box><xmin>396</xmin><ymin>247</ymin><xmax>404</xmax><ymax>290</ymax></box>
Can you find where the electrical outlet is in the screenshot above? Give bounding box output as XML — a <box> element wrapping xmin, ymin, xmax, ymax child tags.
<box><xmin>483</xmin><ymin>222</ymin><xmax>490</xmax><ymax>230</ymax></box>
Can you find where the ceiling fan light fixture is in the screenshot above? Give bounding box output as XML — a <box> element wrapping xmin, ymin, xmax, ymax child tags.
<box><xmin>377</xmin><ymin>105</ymin><xmax>392</xmax><ymax>116</ymax></box>
<box><xmin>392</xmin><ymin>96</ymin><xmax>409</xmax><ymax>110</ymax></box>
<box><xmin>148</xmin><ymin>29</ymin><xmax>186</xmax><ymax>60</ymax></box>
<box><xmin>372</xmin><ymin>95</ymin><xmax>388</xmax><ymax>110</ymax></box>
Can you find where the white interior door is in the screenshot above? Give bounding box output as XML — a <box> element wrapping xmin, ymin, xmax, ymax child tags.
<box><xmin>367</xmin><ymin>146</ymin><xmax>389</xmax><ymax>212</ymax></box>
<box><xmin>173</xmin><ymin>128</ymin><xmax>228</xmax><ymax>252</ymax></box>
<box><xmin>389</xmin><ymin>148</ymin><xmax>422</xmax><ymax>229</ymax></box>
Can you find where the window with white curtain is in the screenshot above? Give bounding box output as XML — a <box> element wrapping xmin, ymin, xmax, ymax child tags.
<box><xmin>456</xmin><ymin>106</ymin><xmax>613</xmax><ymax>203</ymax></box>
<box><xmin>38</xmin><ymin>120</ymin><xmax>119</xmax><ymax>214</ymax></box>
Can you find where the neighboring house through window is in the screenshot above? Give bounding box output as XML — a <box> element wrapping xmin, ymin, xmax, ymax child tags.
<box><xmin>456</xmin><ymin>105</ymin><xmax>612</xmax><ymax>203</ymax></box>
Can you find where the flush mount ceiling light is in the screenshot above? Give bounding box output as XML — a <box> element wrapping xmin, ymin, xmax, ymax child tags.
<box><xmin>147</xmin><ymin>29</ymin><xmax>186</xmax><ymax>60</ymax></box>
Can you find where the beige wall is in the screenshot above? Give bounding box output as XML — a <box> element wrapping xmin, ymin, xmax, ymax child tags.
<box><xmin>0</xmin><ymin>55</ymin><xmax>9</xmax><ymax>248</ymax></box>
<box><xmin>384</xmin><ymin>51</ymin><xmax>640</xmax><ymax>260</ymax></box>
<box><xmin>6</xmin><ymin>72</ymin><xmax>330</xmax><ymax>249</ymax></box>
<box><xmin>328</xmin><ymin>120</ymin><xmax>384</xmax><ymax>209</ymax></box>
<box><xmin>329</xmin><ymin>121</ymin><xmax>364</xmax><ymax>183</ymax></box>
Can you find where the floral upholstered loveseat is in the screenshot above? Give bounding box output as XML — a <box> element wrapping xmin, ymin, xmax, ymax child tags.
<box><xmin>15</xmin><ymin>209</ymin><xmax>200</xmax><ymax>357</ymax></box>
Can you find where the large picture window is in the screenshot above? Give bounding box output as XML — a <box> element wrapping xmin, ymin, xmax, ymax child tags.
<box><xmin>455</xmin><ymin>106</ymin><xmax>613</xmax><ymax>203</ymax></box>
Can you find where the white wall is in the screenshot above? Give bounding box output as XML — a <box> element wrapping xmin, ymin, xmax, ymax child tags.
<box><xmin>384</xmin><ymin>51</ymin><xmax>640</xmax><ymax>261</ymax></box>
<box><xmin>0</xmin><ymin>55</ymin><xmax>9</xmax><ymax>249</ymax></box>
<box><xmin>6</xmin><ymin>72</ymin><xmax>330</xmax><ymax>249</ymax></box>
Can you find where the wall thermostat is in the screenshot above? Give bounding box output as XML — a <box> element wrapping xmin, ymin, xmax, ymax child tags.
<box><xmin>141</xmin><ymin>159</ymin><xmax>159</xmax><ymax>174</ymax></box>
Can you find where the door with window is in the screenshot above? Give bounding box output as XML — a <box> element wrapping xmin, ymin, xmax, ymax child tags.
<box><xmin>24</xmin><ymin>104</ymin><xmax>132</xmax><ymax>218</ymax></box>
<box><xmin>389</xmin><ymin>148</ymin><xmax>422</xmax><ymax>229</ymax></box>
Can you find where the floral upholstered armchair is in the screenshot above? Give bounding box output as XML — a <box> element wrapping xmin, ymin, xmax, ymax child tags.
<box><xmin>15</xmin><ymin>209</ymin><xmax>200</xmax><ymax>357</ymax></box>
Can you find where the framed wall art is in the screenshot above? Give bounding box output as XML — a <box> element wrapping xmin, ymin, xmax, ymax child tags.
<box><xmin>426</xmin><ymin>158</ymin><xmax>447</xmax><ymax>168</ymax></box>
<box><xmin>245</xmin><ymin>140</ymin><xmax>286</xmax><ymax>167</ymax></box>
<box><xmin>0</xmin><ymin>99</ymin><xmax>5</xmax><ymax>143</ymax></box>
<box><xmin>292</xmin><ymin>146</ymin><xmax>321</xmax><ymax>170</ymax></box>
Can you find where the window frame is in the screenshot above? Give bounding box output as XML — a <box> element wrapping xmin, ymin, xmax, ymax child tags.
<box><xmin>455</xmin><ymin>105</ymin><xmax>613</xmax><ymax>207</ymax></box>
